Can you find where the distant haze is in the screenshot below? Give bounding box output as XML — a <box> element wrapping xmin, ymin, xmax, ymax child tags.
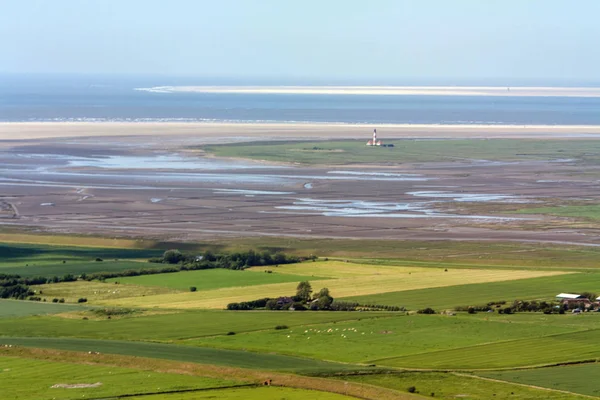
<box><xmin>1</xmin><ymin>0</ymin><xmax>599</xmax><ymax>84</ymax></box>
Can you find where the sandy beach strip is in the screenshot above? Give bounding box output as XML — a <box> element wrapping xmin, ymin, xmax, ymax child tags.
<box><xmin>135</xmin><ymin>85</ymin><xmax>600</xmax><ymax>97</ymax></box>
<box><xmin>2</xmin><ymin>122</ymin><xmax>600</xmax><ymax>142</ymax></box>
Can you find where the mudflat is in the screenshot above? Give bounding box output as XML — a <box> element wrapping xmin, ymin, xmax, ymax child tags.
<box><xmin>1</xmin><ymin>122</ymin><xmax>599</xmax><ymax>245</ymax></box>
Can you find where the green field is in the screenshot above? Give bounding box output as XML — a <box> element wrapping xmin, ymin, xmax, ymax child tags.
<box><xmin>0</xmin><ymin>337</ymin><xmax>360</xmax><ymax>373</ymax></box>
<box><xmin>33</xmin><ymin>280</ymin><xmax>179</xmax><ymax>303</ymax></box>
<box><xmin>1</xmin><ymin>356</ymin><xmax>243</xmax><ymax>400</ymax></box>
<box><xmin>202</xmin><ymin>139</ymin><xmax>600</xmax><ymax>165</ymax></box>
<box><xmin>343</xmin><ymin>372</ymin><xmax>584</xmax><ymax>400</ymax></box>
<box><xmin>380</xmin><ymin>328</ymin><xmax>600</xmax><ymax>369</ymax></box>
<box><xmin>0</xmin><ymin>299</ymin><xmax>86</xmax><ymax>317</ymax></box>
<box><xmin>182</xmin><ymin>314</ymin><xmax>579</xmax><ymax>363</ymax></box>
<box><xmin>517</xmin><ymin>204</ymin><xmax>600</xmax><ymax>221</ymax></box>
<box><xmin>133</xmin><ymin>387</ymin><xmax>357</xmax><ymax>400</ymax></box>
<box><xmin>0</xmin><ymin>310</ymin><xmax>394</xmax><ymax>341</ymax></box>
<box><xmin>106</xmin><ymin>268</ymin><xmax>327</xmax><ymax>291</ymax></box>
<box><xmin>480</xmin><ymin>363</ymin><xmax>600</xmax><ymax>397</ymax></box>
<box><xmin>342</xmin><ymin>273</ymin><xmax>600</xmax><ymax>310</ymax></box>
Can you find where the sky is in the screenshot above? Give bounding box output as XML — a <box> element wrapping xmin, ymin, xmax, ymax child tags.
<box><xmin>1</xmin><ymin>0</ymin><xmax>599</xmax><ymax>83</ymax></box>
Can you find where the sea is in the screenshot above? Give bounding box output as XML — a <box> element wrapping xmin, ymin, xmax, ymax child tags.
<box><xmin>1</xmin><ymin>74</ymin><xmax>600</xmax><ymax>125</ymax></box>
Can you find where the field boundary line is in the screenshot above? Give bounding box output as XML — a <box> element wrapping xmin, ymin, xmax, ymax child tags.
<box><xmin>366</xmin><ymin>328</ymin><xmax>598</xmax><ymax>365</ymax></box>
<box><xmin>0</xmin><ymin>347</ymin><xmax>422</xmax><ymax>400</ymax></box>
<box><xmin>455</xmin><ymin>372</ymin><xmax>596</xmax><ymax>399</ymax></box>
<box><xmin>86</xmin><ymin>383</ymin><xmax>259</xmax><ymax>399</ymax></box>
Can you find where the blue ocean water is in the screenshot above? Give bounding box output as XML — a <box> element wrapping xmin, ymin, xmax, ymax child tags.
<box><xmin>1</xmin><ymin>75</ymin><xmax>599</xmax><ymax>125</ymax></box>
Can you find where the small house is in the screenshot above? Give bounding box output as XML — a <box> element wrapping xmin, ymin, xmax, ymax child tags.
<box><xmin>556</xmin><ymin>293</ymin><xmax>585</xmax><ymax>300</ymax></box>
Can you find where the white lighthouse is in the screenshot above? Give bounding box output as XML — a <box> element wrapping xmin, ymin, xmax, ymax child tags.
<box><xmin>366</xmin><ymin>129</ymin><xmax>382</xmax><ymax>146</ymax></box>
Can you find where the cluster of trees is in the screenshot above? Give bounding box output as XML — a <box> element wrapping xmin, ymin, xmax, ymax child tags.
<box><xmin>79</xmin><ymin>249</ymin><xmax>302</xmax><ymax>282</ymax></box>
<box><xmin>457</xmin><ymin>300</ymin><xmax>562</xmax><ymax>315</ymax></box>
<box><xmin>153</xmin><ymin>249</ymin><xmax>301</xmax><ymax>270</ymax></box>
<box><xmin>227</xmin><ymin>282</ymin><xmax>406</xmax><ymax>312</ymax></box>
<box><xmin>0</xmin><ymin>273</ymin><xmax>33</xmax><ymax>299</ymax></box>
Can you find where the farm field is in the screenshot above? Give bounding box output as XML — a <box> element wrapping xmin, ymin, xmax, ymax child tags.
<box><xmin>202</xmin><ymin>139</ymin><xmax>600</xmax><ymax>165</ymax></box>
<box><xmin>181</xmin><ymin>314</ymin><xmax>579</xmax><ymax>363</ymax></box>
<box><xmin>0</xmin><ymin>337</ymin><xmax>360</xmax><ymax>373</ymax></box>
<box><xmin>479</xmin><ymin>363</ymin><xmax>600</xmax><ymax>397</ymax></box>
<box><xmin>0</xmin><ymin>356</ymin><xmax>243</xmax><ymax>400</ymax></box>
<box><xmin>99</xmin><ymin>261</ymin><xmax>567</xmax><ymax>309</ymax></box>
<box><xmin>0</xmin><ymin>299</ymin><xmax>86</xmax><ymax>317</ymax></box>
<box><xmin>380</xmin><ymin>328</ymin><xmax>600</xmax><ymax>369</ymax></box>
<box><xmin>342</xmin><ymin>272</ymin><xmax>600</xmax><ymax>310</ymax></box>
<box><xmin>33</xmin><ymin>280</ymin><xmax>179</xmax><ymax>303</ymax></box>
<box><xmin>342</xmin><ymin>372</ymin><xmax>585</xmax><ymax>400</ymax></box>
<box><xmin>0</xmin><ymin>310</ymin><xmax>394</xmax><ymax>341</ymax></box>
<box><xmin>0</xmin><ymin>242</ymin><xmax>159</xmax><ymax>266</ymax></box>
<box><xmin>106</xmin><ymin>268</ymin><xmax>326</xmax><ymax>291</ymax></box>
<box><xmin>6</xmin><ymin>234</ymin><xmax>600</xmax><ymax>270</ymax></box>
<box><xmin>133</xmin><ymin>387</ymin><xmax>358</xmax><ymax>400</ymax></box>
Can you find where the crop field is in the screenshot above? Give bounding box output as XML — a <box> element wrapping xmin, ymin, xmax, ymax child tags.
<box><xmin>134</xmin><ymin>387</ymin><xmax>357</xmax><ymax>400</ymax></box>
<box><xmin>106</xmin><ymin>268</ymin><xmax>327</xmax><ymax>291</ymax></box>
<box><xmin>0</xmin><ymin>242</ymin><xmax>159</xmax><ymax>265</ymax></box>
<box><xmin>203</xmin><ymin>139</ymin><xmax>600</xmax><ymax>165</ymax></box>
<box><xmin>342</xmin><ymin>272</ymin><xmax>600</xmax><ymax>310</ymax></box>
<box><xmin>1</xmin><ymin>356</ymin><xmax>243</xmax><ymax>400</ymax></box>
<box><xmin>100</xmin><ymin>261</ymin><xmax>567</xmax><ymax>309</ymax></box>
<box><xmin>0</xmin><ymin>299</ymin><xmax>85</xmax><ymax>317</ymax></box>
<box><xmin>342</xmin><ymin>372</ymin><xmax>584</xmax><ymax>400</ymax></box>
<box><xmin>0</xmin><ymin>310</ymin><xmax>393</xmax><ymax>341</ymax></box>
<box><xmin>182</xmin><ymin>314</ymin><xmax>578</xmax><ymax>363</ymax></box>
<box><xmin>33</xmin><ymin>280</ymin><xmax>179</xmax><ymax>303</ymax></box>
<box><xmin>479</xmin><ymin>363</ymin><xmax>600</xmax><ymax>397</ymax></box>
<box><xmin>380</xmin><ymin>328</ymin><xmax>600</xmax><ymax>369</ymax></box>
<box><xmin>0</xmin><ymin>337</ymin><xmax>358</xmax><ymax>373</ymax></box>
<box><xmin>517</xmin><ymin>204</ymin><xmax>600</xmax><ymax>222</ymax></box>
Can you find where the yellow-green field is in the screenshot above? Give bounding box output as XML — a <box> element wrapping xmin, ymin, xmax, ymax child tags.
<box><xmin>97</xmin><ymin>261</ymin><xmax>570</xmax><ymax>309</ymax></box>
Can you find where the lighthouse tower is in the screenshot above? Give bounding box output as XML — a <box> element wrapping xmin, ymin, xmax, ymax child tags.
<box><xmin>366</xmin><ymin>129</ymin><xmax>382</xmax><ymax>146</ymax></box>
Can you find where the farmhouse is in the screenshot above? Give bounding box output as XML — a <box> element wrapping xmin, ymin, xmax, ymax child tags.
<box><xmin>556</xmin><ymin>293</ymin><xmax>585</xmax><ymax>300</ymax></box>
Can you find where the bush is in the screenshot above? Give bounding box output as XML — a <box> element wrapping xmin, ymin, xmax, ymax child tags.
<box><xmin>275</xmin><ymin>325</ymin><xmax>289</xmax><ymax>330</ymax></box>
<box><xmin>58</xmin><ymin>298</ymin><xmax>65</xmax><ymax>303</ymax></box>
<box><xmin>95</xmin><ymin>257</ymin><xmax>103</xmax><ymax>262</ymax></box>
<box><xmin>77</xmin><ymin>298</ymin><xmax>87</xmax><ymax>303</ymax></box>
<box><xmin>417</xmin><ymin>307</ymin><xmax>436</xmax><ymax>314</ymax></box>
<box><xmin>467</xmin><ymin>307</ymin><xmax>476</xmax><ymax>314</ymax></box>
<box><xmin>189</xmin><ymin>286</ymin><xmax>197</xmax><ymax>292</ymax></box>
<box><xmin>226</xmin><ymin>331</ymin><xmax>235</xmax><ymax>335</ymax></box>
<box><xmin>52</xmin><ymin>298</ymin><xmax>59</xmax><ymax>303</ymax></box>
<box><xmin>407</xmin><ymin>386</ymin><xmax>416</xmax><ymax>393</ymax></box>
<box><xmin>503</xmin><ymin>307</ymin><xmax>513</xmax><ymax>314</ymax></box>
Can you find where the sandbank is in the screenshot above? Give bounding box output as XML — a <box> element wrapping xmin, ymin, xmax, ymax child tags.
<box><xmin>2</xmin><ymin>122</ymin><xmax>600</xmax><ymax>142</ymax></box>
<box><xmin>135</xmin><ymin>85</ymin><xmax>600</xmax><ymax>97</ymax></box>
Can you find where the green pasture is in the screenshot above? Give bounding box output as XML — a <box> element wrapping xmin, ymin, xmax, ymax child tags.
<box><xmin>182</xmin><ymin>314</ymin><xmax>577</xmax><ymax>363</ymax></box>
<box><xmin>106</xmin><ymin>268</ymin><xmax>326</xmax><ymax>291</ymax></box>
<box><xmin>343</xmin><ymin>372</ymin><xmax>584</xmax><ymax>400</ymax></box>
<box><xmin>0</xmin><ymin>337</ymin><xmax>358</xmax><ymax>373</ymax></box>
<box><xmin>0</xmin><ymin>242</ymin><xmax>161</xmax><ymax>277</ymax></box>
<box><xmin>33</xmin><ymin>280</ymin><xmax>179</xmax><ymax>303</ymax></box>
<box><xmin>0</xmin><ymin>356</ymin><xmax>242</xmax><ymax>400</ymax></box>
<box><xmin>342</xmin><ymin>272</ymin><xmax>600</xmax><ymax>310</ymax></box>
<box><xmin>0</xmin><ymin>299</ymin><xmax>86</xmax><ymax>318</ymax></box>
<box><xmin>134</xmin><ymin>387</ymin><xmax>356</xmax><ymax>400</ymax></box>
<box><xmin>517</xmin><ymin>204</ymin><xmax>600</xmax><ymax>221</ymax></box>
<box><xmin>0</xmin><ymin>242</ymin><xmax>159</xmax><ymax>265</ymax></box>
<box><xmin>213</xmin><ymin>237</ymin><xmax>600</xmax><ymax>270</ymax></box>
<box><xmin>380</xmin><ymin>328</ymin><xmax>600</xmax><ymax>369</ymax></box>
<box><xmin>480</xmin><ymin>363</ymin><xmax>600</xmax><ymax>397</ymax></box>
<box><xmin>202</xmin><ymin>138</ymin><xmax>600</xmax><ymax>165</ymax></box>
<box><xmin>0</xmin><ymin>310</ymin><xmax>393</xmax><ymax>341</ymax></box>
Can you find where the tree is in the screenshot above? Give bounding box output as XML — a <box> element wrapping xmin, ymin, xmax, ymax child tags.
<box><xmin>163</xmin><ymin>249</ymin><xmax>183</xmax><ymax>264</ymax></box>
<box><xmin>296</xmin><ymin>281</ymin><xmax>312</xmax><ymax>301</ymax></box>
<box><xmin>315</xmin><ymin>287</ymin><xmax>330</xmax><ymax>300</ymax></box>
